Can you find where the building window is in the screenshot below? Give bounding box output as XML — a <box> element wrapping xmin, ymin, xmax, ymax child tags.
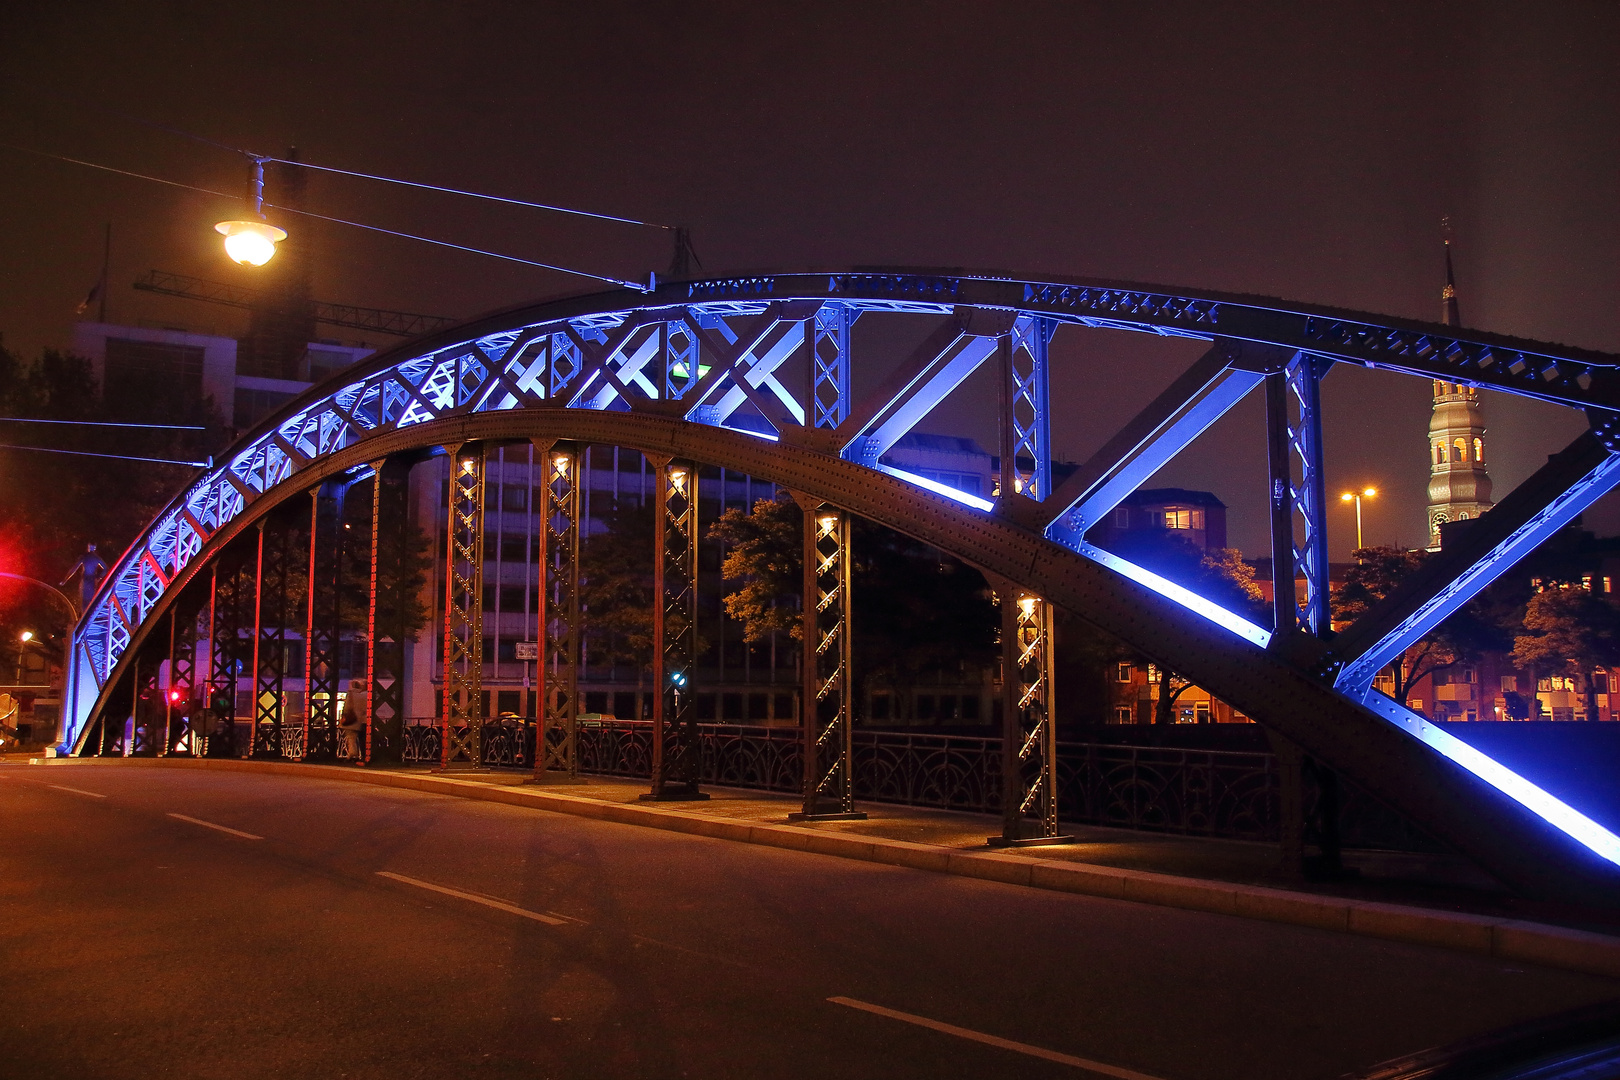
<box><xmin>1163</xmin><ymin>508</ymin><xmax>1204</xmax><ymax>530</ymax></box>
<box><xmin>1112</xmin><ymin>706</ymin><xmax>1134</xmax><ymax>725</ymax></box>
<box><xmin>1113</xmin><ymin>507</ymin><xmax>1130</xmax><ymax>528</ymax></box>
<box><xmin>1500</xmin><ymin>675</ymin><xmax>1517</xmax><ymax>693</ymax></box>
<box><xmin>1194</xmin><ymin>701</ymin><xmax>1211</xmax><ymax>723</ymax></box>
<box><xmin>1453</xmin><ymin>436</ymin><xmax>1467</xmax><ymax>462</ymax></box>
<box><xmin>1115</xmin><ymin>662</ymin><xmax>1133</xmax><ymax>683</ymax></box>
<box><xmin>1473</xmin><ymin>437</ymin><xmax>1484</xmax><ymax>463</ymax></box>
<box><xmin>1433</xmin><ymin>443</ymin><xmax>1445</xmax><ymax>466</ymax></box>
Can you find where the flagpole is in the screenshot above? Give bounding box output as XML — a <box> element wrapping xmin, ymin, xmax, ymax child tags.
<box><xmin>98</xmin><ymin>223</ymin><xmax>110</xmax><ymax>323</ymax></box>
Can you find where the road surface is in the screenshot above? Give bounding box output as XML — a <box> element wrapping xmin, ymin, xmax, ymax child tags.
<box><xmin>2</xmin><ymin>763</ymin><xmax>1615</xmax><ymax>1079</ymax></box>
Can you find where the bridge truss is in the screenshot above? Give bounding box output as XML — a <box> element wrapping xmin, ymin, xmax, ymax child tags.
<box><xmin>63</xmin><ymin>269</ymin><xmax>1620</xmax><ymax>906</ymax></box>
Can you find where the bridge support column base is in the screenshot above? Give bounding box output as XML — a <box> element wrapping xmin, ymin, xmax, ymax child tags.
<box><xmin>788</xmin><ymin>811</ymin><xmax>867</xmax><ymax>822</ymax></box>
<box><xmin>639</xmin><ymin>788</ymin><xmax>710</xmax><ymax>802</ymax></box>
<box><xmin>987</xmin><ymin>834</ymin><xmax>1076</xmax><ymax>849</ymax></box>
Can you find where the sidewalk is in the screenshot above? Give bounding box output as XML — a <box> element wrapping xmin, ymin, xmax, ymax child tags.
<box><xmin>28</xmin><ymin>756</ymin><xmax>1620</xmax><ymax>980</ymax></box>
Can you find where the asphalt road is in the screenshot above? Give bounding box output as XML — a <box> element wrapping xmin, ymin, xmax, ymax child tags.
<box><xmin>3</xmin><ymin>764</ymin><xmax>1617</xmax><ymax>1080</ymax></box>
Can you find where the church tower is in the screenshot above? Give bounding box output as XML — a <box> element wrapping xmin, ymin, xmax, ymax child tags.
<box><xmin>1426</xmin><ymin>234</ymin><xmax>1492</xmax><ymax>548</ymax></box>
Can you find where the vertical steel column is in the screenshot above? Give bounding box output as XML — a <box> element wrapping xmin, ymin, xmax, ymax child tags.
<box><xmin>533</xmin><ymin>440</ymin><xmax>582</xmax><ymax>781</ymax></box>
<box><xmin>128</xmin><ymin>651</ymin><xmax>161</xmax><ymax>756</ymax></box>
<box><xmin>1002</xmin><ymin>314</ymin><xmax>1054</xmax><ymax>504</ymax></box>
<box><xmin>790</xmin><ymin>500</ymin><xmax>864</xmax><ymax>820</ymax></box>
<box><xmin>1264</xmin><ymin>372</ymin><xmax>1298</xmax><ymax>637</ymax></box>
<box><xmin>364</xmin><ymin>458</ymin><xmax>411</xmax><ymax>764</ymax></box>
<box><xmin>642</xmin><ymin>457</ymin><xmax>707</xmax><ymax>801</ymax></box>
<box><xmin>1287</xmin><ymin>356</ymin><xmax>1331</xmax><ymax>636</ymax></box>
<box><xmin>810</xmin><ymin>302</ymin><xmax>852</xmax><ymax>429</ymax></box>
<box><xmin>251</xmin><ymin>517</ymin><xmax>290</xmax><ymax>757</ymax></box>
<box><xmin>990</xmin><ymin>587</ymin><xmax>1071</xmax><ymax>846</ymax></box>
<box><xmin>207</xmin><ymin>558</ymin><xmax>243</xmax><ymax>758</ymax></box>
<box><xmin>164</xmin><ymin>599</ymin><xmax>199</xmax><ymax>755</ymax></box>
<box><xmin>304</xmin><ymin>482</ymin><xmax>346</xmax><ymax>761</ymax></box>
<box><xmin>439</xmin><ymin>444</ymin><xmax>487</xmax><ymax>769</ymax></box>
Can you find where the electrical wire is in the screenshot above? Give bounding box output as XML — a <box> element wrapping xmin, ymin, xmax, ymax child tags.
<box><xmin>0</xmin><ymin>417</ymin><xmax>205</xmax><ymax>431</ymax></box>
<box><xmin>117</xmin><ymin>112</ymin><xmax>672</xmax><ymax>230</ymax></box>
<box><xmin>263</xmin><ymin>201</ymin><xmax>649</xmax><ymax>290</ymax></box>
<box><xmin>0</xmin><ymin>142</ymin><xmax>651</xmax><ymax>291</ymax></box>
<box><xmin>0</xmin><ymin>444</ymin><xmax>208</xmax><ymax>467</ymax></box>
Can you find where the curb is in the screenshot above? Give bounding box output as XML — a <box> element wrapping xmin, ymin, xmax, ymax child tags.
<box><xmin>59</xmin><ymin>756</ymin><xmax>1620</xmax><ymax>981</ymax></box>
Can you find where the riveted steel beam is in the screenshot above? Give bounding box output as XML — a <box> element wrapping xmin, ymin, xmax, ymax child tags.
<box><xmin>789</xmin><ymin>498</ymin><xmax>863</xmax><ymax>821</ymax></box>
<box><xmin>643</xmin><ymin>456</ymin><xmax>706</xmax><ymax>801</ymax></box>
<box><xmin>534</xmin><ymin>440</ymin><xmax>582</xmax><ymax>781</ymax></box>
<box><xmin>250</xmin><ymin>516</ymin><xmax>291</xmax><ymax>759</ymax></box>
<box><xmin>440</xmin><ymin>444</ymin><xmax>487</xmax><ymax>770</ymax></box>
<box><xmin>303</xmin><ymin>481</ymin><xmax>346</xmax><ymax>761</ymax></box>
<box><xmin>362</xmin><ymin>457</ymin><xmax>413</xmax><ymax>764</ymax></box>
<box><xmin>1035</xmin><ymin>340</ymin><xmax>1270</xmax><ymax>541</ymax></box>
<box><xmin>988</xmin><ymin>584</ymin><xmax>1070</xmax><ymax>847</ymax></box>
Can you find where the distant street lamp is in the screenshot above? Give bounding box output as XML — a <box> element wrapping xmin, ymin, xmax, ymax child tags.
<box><xmin>1339</xmin><ymin>487</ymin><xmax>1378</xmax><ymax>553</ymax></box>
<box><xmin>214</xmin><ymin>157</ymin><xmax>287</xmax><ymax>266</ymax></box>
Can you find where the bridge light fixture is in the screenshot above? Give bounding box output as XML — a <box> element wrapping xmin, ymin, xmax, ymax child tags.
<box><xmin>215</xmin><ymin>157</ymin><xmax>287</xmax><ymax>266</ymax></box>
<box><xmin>19</xmin><ymin>630</ymin><xmax>33</xmax><ymax>643</ymax></box>
<box><xmin>669</xmin><ymin>467</ymin><xmax>687</xmax><ymax>493</ymax></box>
<box><xmin>214</xmin><ymin>219</ymin><xmax>287</xmax><ymax>266</ymax></box>
<box><xmin>460</xmin><ymin>457</ymin><xmax>476</xmax><ymax>474</ymax></box>
<box><xmin>552</xmin><ymin>454</ymin><xmax>571</xmax><ymax>473</ymax></box>
<box><xmin>1018</xmin><ymin>596</ymin><xmax>1037</xmax><ymax>617</ymax></box>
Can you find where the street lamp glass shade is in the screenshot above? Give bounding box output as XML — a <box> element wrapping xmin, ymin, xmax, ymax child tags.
<box><xmin>1340</xmin><ymin>492</ymin><xmax>1354</xmax><ymax>501</ymax></box>
<box><xmin>1363</xmin><ymin>487</ymin><xmax>1378</xmax><ymax>497</ymax></box>
<box><xmin>214</xmin><ymin>220</ymin><xmax>288</xmax><ymax>266</ymax></box>
<box><xmin>18</xmin><ymin>630</ymin><xmax>33</xmax><ymax>643</ymax></box>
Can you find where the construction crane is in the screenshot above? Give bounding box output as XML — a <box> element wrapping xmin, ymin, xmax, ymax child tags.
<box><xmin>134</xmin><ymin>270</ymin><xmax>458</xmax><ymax>339</ymax></box>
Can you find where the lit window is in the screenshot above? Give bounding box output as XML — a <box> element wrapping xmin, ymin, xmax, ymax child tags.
<box><xmin>1606</xmin><ymin>576</ymin><xmax>1613</xmax><ymax>593</ymax></box>
<box><xmin>1453</xmin><ymin>437</ymin><xmax>1467</xmax><ymax>462</ymax></box>
<box><xmin>1163</xmin><ymin>508</ymin><xmax>1204</xmax><ymax>530</ymax></box>
<box><xmin>1473</xmin><ymin>437</ymin><xmax>1483</xmax><ymax>463</ymax></box>
<box><xmin>1500</xmin><ymin>675</ymin><xmax>1517</xmax><ymax>693</ymax></box>
<box><xmin>1584</xmin><ymin>574</ymin><xmax>1594</xmax><ymax>591</ymax></box>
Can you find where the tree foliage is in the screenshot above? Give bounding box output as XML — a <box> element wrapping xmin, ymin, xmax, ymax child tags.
<box><xmin>709</xmin><ymin>496</ymin><xmax>803</xmax><ymax>642</ymax></box>
<box><xmin>1512</xmin><ymin>586</ymin><xmax>1620</xmax><ymax>720</ymax></box>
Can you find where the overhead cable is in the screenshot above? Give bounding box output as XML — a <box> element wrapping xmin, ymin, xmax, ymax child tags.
<box><xmin>0</xmin><ymin>417</ymin><xmax>206</xmax><ymax>431</ymax></box>
<box><xmin>0</xmin><ymin>443</ymin><xmax>209</xmax><ymax>467</ymax></box>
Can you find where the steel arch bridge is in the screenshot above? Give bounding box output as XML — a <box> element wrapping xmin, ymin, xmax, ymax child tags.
<box><xmin>64</xmin><ymin>268</ymin><xmax>1620</xmax><ymax>907</ymax></box>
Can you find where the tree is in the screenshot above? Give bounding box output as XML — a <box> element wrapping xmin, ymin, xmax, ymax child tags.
<box><xmin>1333</xmin><ymin>545</ymin><xmax>1503</xmax><ymax>708</ymax></box>
<box><xmin>708</xmin><ymin>496</ymin><xmax>803</xmax><ymax>642</ymax></box>
<box><xmin>1512</xmin><ymin>586</ymin><xmax>1620</xmax><ymax>720</ymax></box>
<box><xmin>708</xmin><ymin>498</ymin><xmax>999</xmax><ymax>720</ymax></box>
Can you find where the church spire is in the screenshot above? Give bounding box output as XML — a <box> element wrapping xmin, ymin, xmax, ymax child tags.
<box><xmin>1441</xmin><ymin>217</ymin><xmax>1460</xmax><ymax>327</ymax></box>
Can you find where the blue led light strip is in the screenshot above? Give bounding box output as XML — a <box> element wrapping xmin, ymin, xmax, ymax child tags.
<box><xmin>1076</xmin><ymin>543</ymin><xmax>1273</xmax><ymax>648</ymax></box>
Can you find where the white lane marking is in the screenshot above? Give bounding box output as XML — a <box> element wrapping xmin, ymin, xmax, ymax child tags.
<box><xmin>48</xmin><ymin>784</ymin><xmax>108</xmax><ymax>799</ymax></box>
<box><xmin>828</xmin><ymin>996</ymin><xmax>1167</xmax><ymax>1080</ymax></box>
<box><xmin>166</xmin><ymin>813</ymin><xmax>262</xmax><ymax>840</ymax></box>
<box><xmin>375</xmin><ymin>872</ymin><xmax>570</xmax><ymax>925</ymax></box>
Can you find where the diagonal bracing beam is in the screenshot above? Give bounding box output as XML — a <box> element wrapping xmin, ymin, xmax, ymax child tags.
<box><xmin>1330</xmin><ymin>428</ymin><xmax>1620</xmax><ymax>696</ymax></box>
<box><xmin>1032</xmin><ymin>340</ymin><xmax>1276</xmax><ymax>541</ymax></box>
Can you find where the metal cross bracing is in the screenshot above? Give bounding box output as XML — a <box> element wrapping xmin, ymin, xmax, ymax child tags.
<box><xmin>440</xmin><ymin>445</ymin><xmax>487</xmax><ymax>769</ymax></box>
<box><xmin>1262</xmin><ymin>355</ymin><xmax>1331</xmax><ymax>638</ymax></box>
<box><xmin>251</xmin><ymin>517</ymin><xmax>293</xmax><ymax>758</ymax></box>
<box><xmin>363</xmin><ymin>457</ymin><xmax>412</xmax><ymax>764</ymax></box>
<box><xmin>810</xmin><ymin>302</ymin><xmax>854</xmax><ymax>429</ymax></box>
<box><xmin>65</xmin><ymin>269</ymin><xmax>1620</xmax><ymax>908</ymax></box>
<box><xmin>205</xmin><ymin>553</ymin><xmax>248</xmax><ymax>758</ymax></box>
<box><xmin>999</xmin><ymin>315</ymin><xmax>1054</xmax><ymax>505</ymax></box>
<box><xmin>790</xmin><ymin>500</ymin><xmax>864</xmax><ymax>821</ymax></box>
<box><xmin>534</xmin><ymin>440</ymin><xmax>582</xmax><ymax>781</ymax></box>
<box><xmin>303</xmin><ymin>482</ymin><xmax>347</xmax><ymax>761</ymax></box>
<box><xmin>644</xmin><ymin>457</ymin><xmax>707</xmax><ymax>801</ymax></box>
<box><xmin>990</xmin><ymin>588</ymin><xmax>1071</xmax><ymax>846</ymax></box>
<box><xmin>161</xmin><ymin>596</ymin><xmax>200</xmax><ymax>755</ymax></box>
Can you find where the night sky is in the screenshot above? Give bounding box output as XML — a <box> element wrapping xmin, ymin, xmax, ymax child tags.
<box><xmin>2</xmin><ymin>2</ymin><xmax>1617</xmax><ymax>559</ymax></box>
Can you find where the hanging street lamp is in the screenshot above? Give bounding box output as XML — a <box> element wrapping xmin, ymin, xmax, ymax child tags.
<box><xmin>214</xmin><ymin>157</ymin><xmax>286</xmax><ymax>266</ymax></box>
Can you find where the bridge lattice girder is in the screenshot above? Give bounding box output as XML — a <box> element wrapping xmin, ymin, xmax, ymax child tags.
<box><xmin>64</xmin><ymin>269</ymin><xmax>1620</xmax><ymax>907</ymax></box>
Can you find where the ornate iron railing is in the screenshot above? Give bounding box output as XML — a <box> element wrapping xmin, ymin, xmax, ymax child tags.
<box><xmin>389</xmin><ymin>716</ymin><xmax>1432</xmax><ymax>850</ymax></box>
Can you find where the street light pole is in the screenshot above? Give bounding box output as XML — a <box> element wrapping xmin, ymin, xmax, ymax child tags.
<box><xmin>0</xmin><ymin>573</ymin><xmax>79</xmax><ymax>622</ymax></box>
<box><xmin>1338</xmin><ymin>488</ymin><xmax>1378</xmax><ymax>555</ymax></box>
